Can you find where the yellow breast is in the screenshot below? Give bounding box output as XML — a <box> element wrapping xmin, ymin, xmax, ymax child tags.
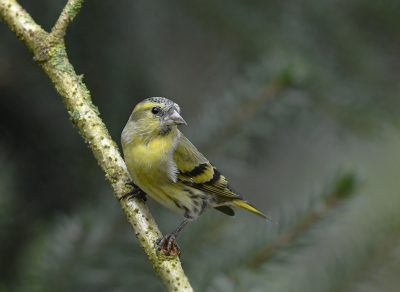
<box><xmin>124</xmin><ymin>137</ymin><xmax>175</xmax><ymax>179</ymax></box>
<box><xmin>122</xmin><ymin>126</ymin><xmax>180</xmax><ymax>199</ymax></box>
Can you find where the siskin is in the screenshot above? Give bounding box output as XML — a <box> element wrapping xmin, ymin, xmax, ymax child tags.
<box><xmin>121</xmin><ymin>97</ymin><xmax>272</xmax><ymax>256</ymax></box>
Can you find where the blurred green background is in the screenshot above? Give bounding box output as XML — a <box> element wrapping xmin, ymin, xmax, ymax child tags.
<box><xmin>1</xmin><ymin>0</ymin><xmax>400</xmax><ymax>291</ymax></box>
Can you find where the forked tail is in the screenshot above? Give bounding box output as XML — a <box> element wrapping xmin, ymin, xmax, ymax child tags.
<box><xmin>232</xmin><ymin>200</ymin><xmax>276</xmax><ymax>223</ymax></box>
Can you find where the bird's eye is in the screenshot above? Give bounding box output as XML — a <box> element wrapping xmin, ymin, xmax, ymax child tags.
<box><xmin>151</xmin><ymin>107</ymin><xmax>160</xmax><ymax>114</ymax></box>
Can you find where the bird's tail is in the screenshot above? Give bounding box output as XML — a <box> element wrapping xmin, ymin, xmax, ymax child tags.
<box><xmin>232</xmin><ymin>200</ymin><xmax>276</xmax><ymax>223</ymax></box>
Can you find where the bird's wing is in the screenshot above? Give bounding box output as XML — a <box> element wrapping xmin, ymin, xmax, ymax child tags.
<box><xmin>173</xmin><ymin>131</ymin><xmax>244</xmax><ymax>200</ymax></box>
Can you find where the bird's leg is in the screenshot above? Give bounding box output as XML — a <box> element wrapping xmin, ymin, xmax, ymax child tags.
<box><xmin>119</xmin><ymin>181</ymin><xmax>147</xmax><ymax>202</ymax></box>
<box><xmin>154</xmin><ymin>217</ymin><xmax>191</xmax><ymax>256</ymax></box>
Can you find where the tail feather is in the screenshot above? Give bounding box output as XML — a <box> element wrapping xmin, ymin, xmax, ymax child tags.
<box><xmin>232</xmin><ymin>200</ymin><xmax>276</xmax><ymax>223</ymax></box>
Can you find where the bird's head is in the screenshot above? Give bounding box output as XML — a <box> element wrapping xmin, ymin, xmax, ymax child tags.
<box><xmin>123</xmin><ymin>97</ymin><xmax>186</xmax><ymax>142</ymax></box>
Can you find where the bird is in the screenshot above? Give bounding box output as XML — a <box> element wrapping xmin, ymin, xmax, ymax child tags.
<box><xmin>121</xmin><ymin>97</ymin><xmax>273</xmax><ymax>256</ymax></box>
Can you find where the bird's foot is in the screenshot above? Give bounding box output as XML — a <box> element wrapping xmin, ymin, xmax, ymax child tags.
<box><xmin>119</xmin><ymin>181</ymin><xmax>147</xmax><ymax>202</ymax></box>
<box><xmin>154</xmin><ymin>233</ymin><xmax>181</xmax><ymax>256</ymax></box>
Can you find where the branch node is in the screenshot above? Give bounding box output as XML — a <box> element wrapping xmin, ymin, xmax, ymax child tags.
<box><xmin>33</xmin><ymin>44</ymin><xmax>51</xmax><ymax>63</ymax></box>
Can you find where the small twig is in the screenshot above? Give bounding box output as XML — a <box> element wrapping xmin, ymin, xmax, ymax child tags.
<box><xmin>50</xmin><ymin>0</ymin><xmax>84</xmax><ymax>43</ymax></box>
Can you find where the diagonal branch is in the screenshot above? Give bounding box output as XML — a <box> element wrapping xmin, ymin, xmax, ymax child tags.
<box><xmin>0</xmin><ymin>0</ymin><xmax>47</xmax><ymax>54</ymax></box>
<box><xmin>0</xmin><ymin>0</ymin><xmax>193</xmax><ymax>291</ymax></box>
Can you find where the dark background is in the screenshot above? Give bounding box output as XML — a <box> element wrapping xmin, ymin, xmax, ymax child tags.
<box><xmin>1</xmin><ymin>0</ymin><xmax>400</xmax><ymax>291</ymax></box>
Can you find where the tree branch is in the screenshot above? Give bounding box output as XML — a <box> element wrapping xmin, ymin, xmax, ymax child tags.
<box><xmin>0</xmin><ymin>0</ymin><xmax>193</xmax><ymax>291</ymax></box>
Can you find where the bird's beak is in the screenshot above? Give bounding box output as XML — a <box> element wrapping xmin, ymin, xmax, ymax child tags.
<box><xmin>164</xmin><ymin>110</ymin><xmax>187</xmax><ymax>126</ymax></box>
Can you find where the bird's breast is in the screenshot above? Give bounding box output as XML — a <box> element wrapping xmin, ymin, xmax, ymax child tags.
<box><xmin>123</xmin><ymin>129</ymin><xmax>180</xmax><ymax>188</ymax></box>
<box><xmin>124</xmin><ymin>143</ymin><xmax>174</xmax><ymax>179</ymax></box>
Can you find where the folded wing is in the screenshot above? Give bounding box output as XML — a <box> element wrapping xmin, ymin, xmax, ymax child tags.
<box><xmin>173</xmin><ymin>131</ymin><xmax>244</xmax><ymax>200</ymax></box>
